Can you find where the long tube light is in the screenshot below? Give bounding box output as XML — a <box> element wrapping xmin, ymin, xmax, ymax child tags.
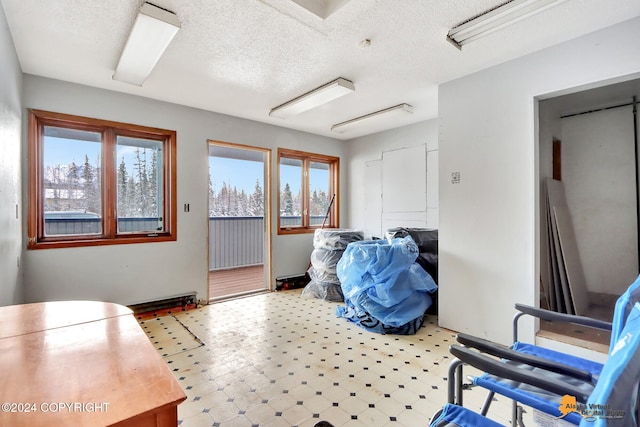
<box><xmin>447</xmin><ymin>0</ymin><xmax>568</xmax><ymax>49</ymax></box>
<box><xmin>113</xmin><ymin>2</ymin><xmax>180</xmax><ymax>86</ymax></box>
<box><xmin>331</xmin><ymin>104</ymin><xmax>413</xmax><ymax>133</ymax></box>
<box><xmin>269</xmin><ymin>78</ymin><xmax>355</xmax><ymax>119</ymax></box>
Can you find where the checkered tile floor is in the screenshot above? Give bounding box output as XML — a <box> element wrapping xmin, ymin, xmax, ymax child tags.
<box><xmin>138</xmin><ymin>289</ymin><xmax>521</xmax><ymax>427</ymax></box>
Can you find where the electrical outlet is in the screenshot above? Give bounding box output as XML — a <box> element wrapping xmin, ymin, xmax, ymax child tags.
<box><xmin>451</xmin><ymin>171</ymin><xmax>461</xmax><ymax>184</ymax></box>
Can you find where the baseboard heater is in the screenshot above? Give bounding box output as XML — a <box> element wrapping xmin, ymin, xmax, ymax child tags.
<box><xmin>128</xmin><ymin>292</ymin><xmax>197</xmax><ymax>314</ymax></box>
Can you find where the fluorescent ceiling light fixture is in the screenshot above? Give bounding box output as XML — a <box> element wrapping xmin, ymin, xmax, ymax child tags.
<box><xmin>269</xmin><ymin>78</ymin><xmax>355</xmax><ymax>119</ymax></box>
<box><xmin>113</xmin><ymin>2</ymin><xmax>180</xmax><ymax>86</ymax></box>
<box><xmin>331</xmin><ymin>104</ymin><xmax>413</xmax><ymax>133</ymax></box>
<box><xmin>290</xmin><ymin>0</ymin><xmax>352</xmax><ymax>19</ymax></box>
<box><xmin>447</xmin><ymin>0</ymin><xmax>567</xmax><ymax>49</ymax></box>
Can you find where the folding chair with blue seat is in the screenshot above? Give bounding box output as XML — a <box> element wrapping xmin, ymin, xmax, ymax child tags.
<box><xmin>430</xmin><ymin>301</ymin><xmax>640</xmax><ymax>427</ymax></box>
<box><xmin>511</xmin><ymin>274</ymin><xmax>640</xmax><ymax>378</ymax></box>
<box><xmin>451</xmin><ymin>275</ymin><xmax>640</xmax><ymax>425</ymax></box>
<box><xmin>452</xmin><ymin>333</ymin><xmax>596</xmax><ymax>425</ymax></box>
<box><xmin>445</xmin><ymin>341</ymin><xmax>594</xmax><ymax>425</ymax></box>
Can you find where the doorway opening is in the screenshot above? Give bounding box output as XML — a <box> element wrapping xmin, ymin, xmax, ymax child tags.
<box><xmin>208</xmin><ymin>141</ymin><xmax>271</xmax><ymax>301</ymax></box>
<box><xmin>537</xmin><ymin>76</ymin><xmax>640</xmax><ymax>350</ymax></box>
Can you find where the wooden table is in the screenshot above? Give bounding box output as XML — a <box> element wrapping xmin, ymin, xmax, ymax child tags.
<box><xmin>0</xmin><ymin>301</ymin><xmax>186</xmax><ymax>426</ymax></box>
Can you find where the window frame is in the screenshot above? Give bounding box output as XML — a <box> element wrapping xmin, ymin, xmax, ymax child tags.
<box><xmin>27</xmin><ymin>109</ymin><xmax>177</xmax><ymax>249</ymax></box>
<box><xmin>277</xmin><ymin>148</ymin><xmax>339</xmax><ymax>235</ymax></box>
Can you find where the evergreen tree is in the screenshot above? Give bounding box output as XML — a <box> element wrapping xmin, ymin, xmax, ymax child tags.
<box><xmin>67</xmin><ymin>162</ymin><xmax>79</xmax><ymax>210</ymax></box>
<box><xmin>208</xmin><ymin>175</ymin><xmax>215</xmax><ymax>216</ymax></box>
<box><xmin>310</xmin><ymin>189</ymin><xmax>319</xmax><ymax>216</ymax></box>
<box><xmin>228</xmin><ymin>186</ymin><xmax>239</xmax><ymax>216</ymax></box>
<box><xmin>292</xmin><ymin>188</ymin><xmax>302</xmax><ymax>216</ymax></box>
<box><xmin>43</xmin><ymin>166</ymin><xmax>53</xmax><ymax>211</ymax></box>
<box><xmin>238</xmin><ymin>189</ymin><xmax>248</xmax><ymax>216</ymax></box>
<box><xmin>282</xmin><ymin>183</ymin><xmax>294</xmax><ymax>215</ymax></box>
<box><xmin>82</xmin><ymin>154</ymin><xmax>100</xmax><ymax>214</ymax></box>
<box><xmin>148</xmin><ymin>148</ymin><xmax>159</xmax><ymax>218</ymax></box>
<box><xmin>249</xmin><ymin>179</ymin><xmax>264</xmax><ymax>216</ymax></box>
<box><xmin>133</xmin><ymin>148</ymin><xmax>148</xmax><ymax>215</ymax></box>
<box><xmin>127</xmin><ymin>176</ymin><xmax>136</xmax><ymax>215</ymax></box>
<box><xmin>50</xmin><ymin>165</ymin><xmax>63</xmax><ymax>210</ymax></box>
<box><xmin>207</xmin><ymin>179</ymin><xmax>264</xmax><ymax>217</ymax></box>
<box><xmin>314</xmin><ymin>190</ymin><xmax>329</xmax><ymax>216</ymax></box>
<box><xmin>218</xmin><ymin>182</ymin><xmax>230</xmax><ymax>216</ymax></box>
<box><xmin>117</xmin><ymin>157</ymin><xmax>129</xmax><ymax>217</ymax></box>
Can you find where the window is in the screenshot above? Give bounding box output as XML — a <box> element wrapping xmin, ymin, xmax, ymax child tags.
<box><xmin>278</xmin><ymin>148</ymin><xmax>339</xmax><ymax>234</ymax></box>
<box><xmin>28</xmin><ymin>110</ymin><xmax>176</xmax><ymax>249</ymax></box>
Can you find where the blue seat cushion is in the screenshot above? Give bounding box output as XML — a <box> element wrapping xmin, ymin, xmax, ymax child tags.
<box><xmin>430</xmin><ymin>403</ymin><xmax>504</xmax><ymax>427</ymax></box>
<box><xmin>474</xmin><ymin>361</ymin><xmax>594</xmax><ymax>425</ymax></box>
<box><xmin>513</xmin><ymin>342</ymin><xmax>604</xmax><ymax>378</ymax></box>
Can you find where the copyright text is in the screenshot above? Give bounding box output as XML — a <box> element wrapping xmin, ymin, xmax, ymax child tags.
<box><xmin>2</xmin><ymin>402</ymin><xmax>109</xmax><ymax>413</ymax></box>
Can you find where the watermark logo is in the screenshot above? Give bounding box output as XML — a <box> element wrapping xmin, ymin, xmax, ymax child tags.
<box><xmin>558</xmin><ymin>395</ymin><xmax>625</xmax><ymax>422</ymax></box>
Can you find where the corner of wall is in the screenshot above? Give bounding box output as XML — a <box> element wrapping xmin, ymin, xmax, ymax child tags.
<box><xmin>0</xmin><ymin>2</ymin><xmax>25</xmax><ymax>306</ymax></box>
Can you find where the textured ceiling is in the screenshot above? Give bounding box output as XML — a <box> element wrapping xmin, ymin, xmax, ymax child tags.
<box><xmin>2</xmin><ymin>0</ymin><xmax>640</xmax><ymax>139</ymax></box>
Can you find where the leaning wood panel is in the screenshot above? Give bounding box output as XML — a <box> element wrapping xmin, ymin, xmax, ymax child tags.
<box><xmin>554</xmin><ymin>206</ymin><xmax>591</xmax><ymax>315</ymax></box>
<box><xmin>545</xmin><ymin>178</ymin><xmax>568</xmax><ymax>312</ymax></box>
<box><xmin>545</xmin><ymin>178</ymin><xmax>567</xmax><ymax>209</ymax></box>
<box><xmin>545</xmin><ymin>207</ymin><xmax>559</xmax><ymax>312</ymax></box>
<box><xmin>549</xmin><ymin>206</ymin><xmax>573</xmax><ymax>314</ymax></box>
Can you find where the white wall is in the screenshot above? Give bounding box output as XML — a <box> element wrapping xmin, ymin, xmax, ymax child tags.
<box><xmin>439</xmin><ymin>17</ymin><xmax>640</xmax><ymax>345</ymax></box>
<box><xmin>22</xmin><ymin>75</ymin><xmax>347</xmax><ymax>305</ymax></box>
<box><xmin>561</xmin><ymin>107</ymin><xmax>638</xmax><ymax>295</ymax></box>
<box><xmin>538</xmin><ymin>104</ymin><xmax>561</xmax><ymax>305</ymax></box>
<box><xmin>0</xmin><ymin>4</ymin><xmax>23</xmax><ymax>306</ymax></box>
<box><xmin>346</xmin><ymin>120</ymin><xmax>439</xmax><ymax>237</ymax></box>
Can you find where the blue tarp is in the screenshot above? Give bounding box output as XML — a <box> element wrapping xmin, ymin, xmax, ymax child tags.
<box><xmin>581</xmin><ymin>302</ymin><xmax>640</xmax><ymax>427</ymax></box>
<box><xmin>335</xmin><ymin>236</ymin><xmax>437</xmax><ymax>334</ymax></box>
<box><xmin>609</xmin><ymin>274</ymin><xmax>640</xmax><ymax>349</ymax></box>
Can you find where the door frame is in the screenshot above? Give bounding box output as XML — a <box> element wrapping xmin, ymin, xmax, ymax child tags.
<box><xmin>207</xmin><ymin>139</ymin><xmax>272</xmax><ymax>300</ymax></box>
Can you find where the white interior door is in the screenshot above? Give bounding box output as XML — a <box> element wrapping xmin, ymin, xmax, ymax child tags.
<box><xmin>364</xmin><ymin>159</ymin><xmax>382</xmax><ymax>238</ymax></box>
